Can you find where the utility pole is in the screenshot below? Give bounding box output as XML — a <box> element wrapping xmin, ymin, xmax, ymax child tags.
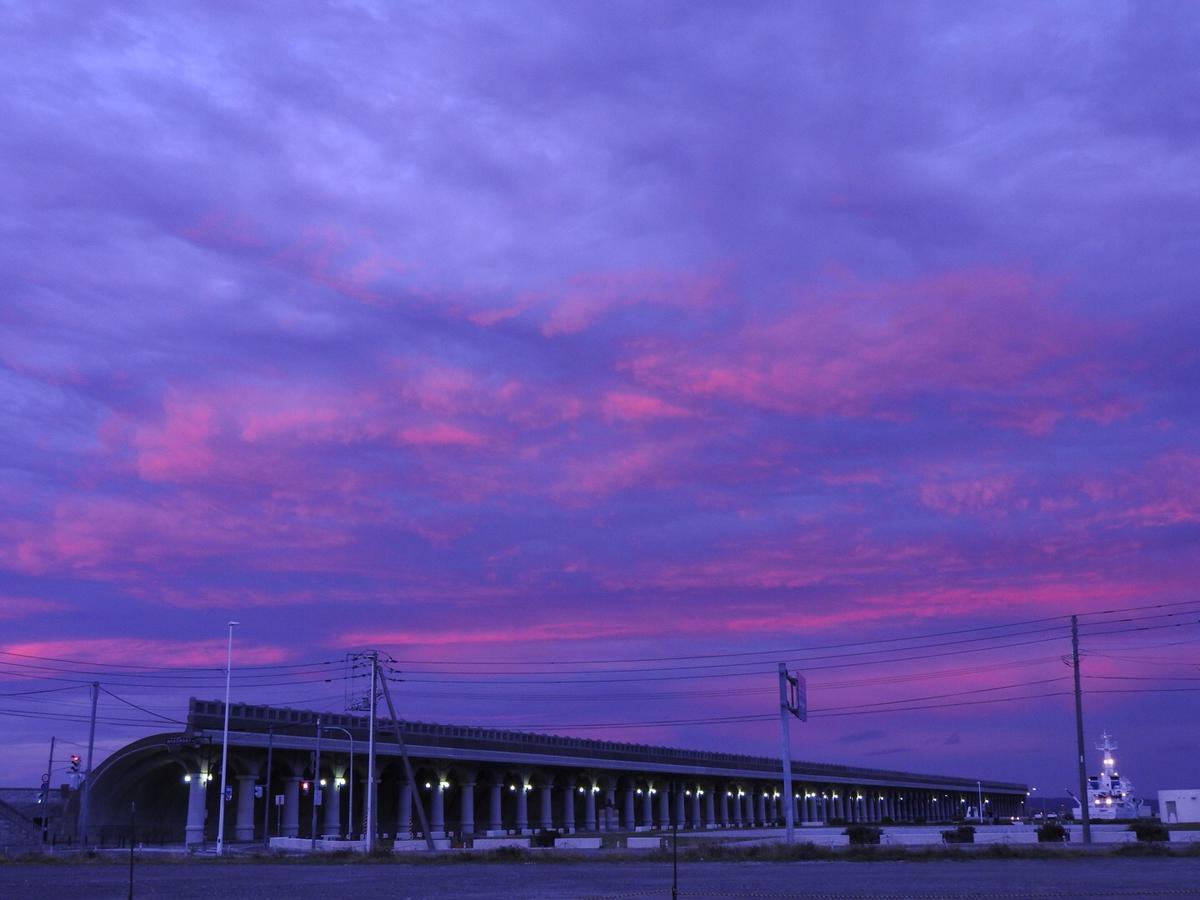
<box><xmin>377</xmin><ymin>662</ymin><xmax>435</xmax><ymax>850</ymax></box>
<box><xmin>366</xmin><ymin>652</ymin><xmax>377</xmax><ymax>851</ymax></box>
<box><xmin>1071</xmin><ymin>615</ymin><xmax>1092</xmax><ymax>844</ymax></box>
<box><xmin>777</xmin><ymin>664</ymin><xmax>806</xmax><ymax>844</ymax></box>
<box><xmin>42</xmin><ymin>736</ymin><xmax>56</xmax><ymax>842</ymax></box>
<box><xmin>311</xmin><ymin>716</ymin><xmax>322</xmax><ymax>850</ymax></box>
<box><xmin>216</xmin><ymin>620</ymin><xmax>238</xmax><ymax>856</ymax></box>
<box><xmin>671</xmin><ymin>777</ymin><xmax>678</xmax><ymax>900</ymax></box>
<box><xmin>262</xmin><ymin>726</ymin><xmax>273</xmax><ymax>845</ymax></box>
<box><xmin>79</xmin><ymin>681</ymin><xmax>99</xmax><ymax>845</ymax></box>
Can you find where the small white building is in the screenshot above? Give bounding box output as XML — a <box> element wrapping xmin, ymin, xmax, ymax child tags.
<box><xmin>1158</xmin><ymin>790</ymin><xmax>1200</xmax><ymax>824</ymax></box>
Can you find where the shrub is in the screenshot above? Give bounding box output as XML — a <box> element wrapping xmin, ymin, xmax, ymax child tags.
<box><xmin>1130</xmin><ymin>822</ymin><xmax>1169</xmax><ymax>842</ymax></box>
<box><xmin>941</xmin><ymin>825</ymin><xmax>975</xmax><ymax>844</ymax></box>
<box><xmin>531</xmin><ymin>831</ymin><xmax>557</xmax><ymax>848</ymax></box>
<box><xmin>844</xmin><ymin>825</ymin><xmax>881</xmax><ymax>845</ymax></box>
<box><xmin>1037</xmin><ymin>822</ymin><xmax>1068</xmax><ymax>843</ymax></box>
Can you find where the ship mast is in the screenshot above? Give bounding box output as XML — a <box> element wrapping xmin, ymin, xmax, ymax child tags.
<box><xmin>1097</xmin><ymin>731</ymin><xmax>1117</xmax><ymax>779</ymax></box>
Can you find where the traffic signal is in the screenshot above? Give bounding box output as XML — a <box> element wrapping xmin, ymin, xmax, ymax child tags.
<box><xmin>69</xmin><ymin>754</ymin><xmax>81</xmax><ymax>774</ymax></box>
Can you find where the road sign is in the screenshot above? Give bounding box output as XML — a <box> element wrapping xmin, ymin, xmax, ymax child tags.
<box><xmin>254</xmin><ymin>785</ymin><xmax>264</xmax><ymax>799</ymax></box>
<box><xmin>41</xmin><ymin>773</ymin><xmax>50</xmax><ymax>784</ymax></box>
<box><xmin>784</xmin><ymin>670</ymin><xmax>807</xmax><ymax>722</ymax></box>
<box><xmin>793</xmin><ymin>672</ymin><xmax>807</xmax><ymax>722</ymax></box>
<box><xmin>224</xmin><ymin>785</ymin><xmax>233</xmax><ymax>802</ymax></box>
<box><xmin>274</xmin><ymin>794</ymin><xmax>285</xmax><ymax>807</ymax></box>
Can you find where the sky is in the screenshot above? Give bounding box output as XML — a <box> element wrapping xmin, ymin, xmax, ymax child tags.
<box><xmin>1</xmin><ymin>1</ymin><xmax>1198</xmax><ymax>798</ymax></box>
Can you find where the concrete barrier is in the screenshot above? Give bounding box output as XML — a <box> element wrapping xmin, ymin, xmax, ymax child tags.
<box><xmin>471</xmin><ymin>837</ymin><xmax>530</xmax><ymax>850</ymax></box>
<box><xmin>881</xmin><ymin>831</ymin><xmax>943</xmax><ymax>845</ymax></box>
<box><xmin>795</xmin><ymin>835</ymin><xmax>849</xmax><ymax>847</ymax></box>
<box><xmin>393</xmin><ymin>838</ymin><xmax>452</xmax><ymax>851</ymax></box>
<box><xmin>554</xmin><ymin>837</ymin><xmax>602</xmax><ymax>850</ymax></box>
<box><xmin>626</xmin><ymin>836</ymin><xmax>663</xmax><ymax>849</ymax></box>
<box><xmin>1076</xmin><ymin>831</ymin><xmax>1135</xmax><ymax>844</ymax></box>
<box><xmin>974</xmin><ymin>831</ymin><xmax>1038</xmax><ymax>844</ymax></box>
<box><xmin>1170</xmin><ymin>831</ymin><xmax>1200</xmax><ymax>843</ymax></box>
<box><xmin>268</xmin><ymin>837</ymin><xmax>369</xmax><ymax>853</ymax></box>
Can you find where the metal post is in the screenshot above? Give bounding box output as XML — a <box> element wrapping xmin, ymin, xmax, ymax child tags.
<box><xmin>378</xmin><ymin>663</ymin><xmax>435</xmax><ymax>850</ymax></box>
<box><xmin>1071</xmin><ymin>615</ymin><xmax>1092</xmax><ymax>844</ymax></box>
<box><xmin>79</xmin><ymin>681</ymin><xmax>99</xmax><ymax>845</ymax></box>
<box><xmin>778</xmin><ymin>663</ymin><xmax>795</xmax><ymax>844</ymax></box>
<box><xmin>671</xmin><ymin>778</ymin><xmax>678</xmax><ymax>900</ymax></box>
<box><xmin>311</xmin><ymin>716</ymin><xmax>322</xmax><ymax>850</ymax></box>
<box><xmin>42</xmin><ymin>735</ymin><xmax>55</xmax><ymax>842</ymax></box>
<box><xmin>976</xmin><ymin>781</ymin><xmax>984</xmax><ymax>823</ymax></box>
<box><xmin>366</xmin><ymin>652</ymin><xmax>377</xmax><ymax>851</ymax></box>
<box><xmin>263</xmin><ymin>726</ymin><xmax>273</xmax><ymax>845</ymax></box>
<box><xmin>127</xmin><ymin>801</ymin><xmax>135</xmax><ymax>900</ymax></box>
<box><xmin>217</xmin><ymin>620</ymin><xmax>238</xmax><ymax>855</ymax></box>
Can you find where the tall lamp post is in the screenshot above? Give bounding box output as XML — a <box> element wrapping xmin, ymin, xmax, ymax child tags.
<box><xmin>322</xmin><ymin>726</ymin><xmax>355</xmax><ymax>839</ymax></box>
<box><xmin>216</xmin><ymin>620</ymin><xmax>239</xmax><ymax>855</ymax></box>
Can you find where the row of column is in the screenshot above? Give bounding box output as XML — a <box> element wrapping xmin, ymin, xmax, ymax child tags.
<box><xmin>393</xmin><ymin>772</ymin><xmax>1015</xmax><ymax>838</ymax></box>
<box><xmin>185</xmin><ymin>771</ymin><xmax>354</xmax><ymax>846</ymax></box>
<box><xmin>184</xmin><ymin>764</ymin><xmax>1022</xmax><ymax>845</ymax></box>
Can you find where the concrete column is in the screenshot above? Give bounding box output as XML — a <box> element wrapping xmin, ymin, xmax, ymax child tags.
<box><xmin>562</xmin><ymin>783</ymin><xmax>576</xmax><ymax>834</ymax></box>
<box><xmin>488</xmin><ymin>781</ymin><xmax>503</xmax><ymax>833</ymax></box>
<box><xmin>703</xmin><ymin>787</ymin><xmax>715</xmax><ymax>828</ymax></box>
<box><xmin>755</xmin><ymin>790</ymin><xmax>766</xmax><ymax>827</ymax></box>
<box><xmin>431</xmin><ymin>782</ymin><xmax>446</xmax><ymax>836</ymax></box>
<box><xmin>641</xmin><ymin>787</ymin><xmax>653</xmax><ymax>828</ymax></box>
<box><xmin>460</xmin><ymin>779</ymin><xmax>476</xmax><ymax>836</ymax></box>
<box><xmin>732</xmin><ymin>789</ymin><xmax>743</xmax><ymax>826</ymax></box>
<box><xmin>604</xmin><ymin>779</ymin><xmax>618</xmax><ymax>832</ymax></box>
<box><xmin>585</xmin><ymin>785</ymin><xmax>597</xmax><ymax>832</ymax></box>
<box><xmin>234</xmin><ymin>774</ymin><xmax>257</xmax><ymax>841</ymax></box>
<box><xmin>516</xmin><ymin>782</ymin><xmax>529</xmax><ymax>834</ymax></box>
<box><xmin>674</xmin><ymin>788</ymin><xmax>685</xmax><ymax>830</ymax></box>
<box><xmin>283</xmin><ymin>777</ymin><xmax>301</xmax><ymax>838</ymax></box>
<box><xmin>323</xmin><ymin>779</ymin><xmax>341</xmax><ymax>837</ymax></box>
<box><xmin>657</xmin><ymin>787</ymin><xmax>670</xmax><ymax>829</ymax></box>
<box><xmin>398</xmin><ymin>781</ymin><xmax>413</xmax><ymax>838</ymax></box>
<box><xmin>718</xmin><ymin>788</ymin><xmax>729</xmax><ymax>827</ymax></box>
<box><xmin>185</xmin><ymin>775</ymin><xmax>207</xmax><ymax>847</ymax></box>
<box><xmin>539</xmin><ymin>776</ymin><xmax>554</xmax><ymax>831</ymax></box>
<box><xmin>623</xmin><ymin>787</ymin><xmax>636</xmax><ymax>830</ymax></box>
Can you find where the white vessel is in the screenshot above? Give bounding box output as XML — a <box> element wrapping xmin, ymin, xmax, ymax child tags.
<box><xmin>1075</xmin><ymin>732</ymin><xmax>1140</xmax><ymax>820</ymax></box>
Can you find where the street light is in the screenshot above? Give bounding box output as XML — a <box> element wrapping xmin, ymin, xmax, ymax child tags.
<box><xmin>216</xmin><ymin>620</ymin><xmax>239</xmax><ymax>856</ymax></box>
<box><xmin>322</xmin><ymin>725</ymin><xmax>355</xmax><ymax>840</ymax></box>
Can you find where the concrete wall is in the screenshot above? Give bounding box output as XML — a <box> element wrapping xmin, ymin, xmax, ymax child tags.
<box><xmin>0</xmin><ymin>799</ymin><xmax>40</xmax><ymax>853</ymax></box>
<box><xmin>1158</xmin><ymin>790</ymin><xmax>1200</xmax><ymax>824</ymax></box>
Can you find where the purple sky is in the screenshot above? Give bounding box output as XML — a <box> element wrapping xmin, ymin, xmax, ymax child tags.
<box><xmin>2</xmin><ymin>2</ymin><xmax>1198</xmax><ymax>796</ymax></box>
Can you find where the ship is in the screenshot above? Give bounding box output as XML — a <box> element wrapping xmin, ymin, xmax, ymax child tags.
<box><xmin>1072</xmin><ymin>732</ymin><xmax>1141</xmax><ymax>820</ymax></box>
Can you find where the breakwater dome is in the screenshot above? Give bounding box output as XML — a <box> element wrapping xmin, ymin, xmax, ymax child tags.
<box><xmin>88</xmin><ymin>699</ymin><xmax>1027</xmax><ymax>845</ymax></box>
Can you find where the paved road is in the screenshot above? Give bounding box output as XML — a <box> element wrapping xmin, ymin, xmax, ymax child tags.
<box><xmin>3</xmin><ymin>858</ymin><xmax>1200</xmax><ymax>899</ymax></box>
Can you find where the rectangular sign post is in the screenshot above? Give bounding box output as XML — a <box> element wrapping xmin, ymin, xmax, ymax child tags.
<box><xmin>779</xmin><ymin>665</ymin><xmax>807</xmax><ymax>844</ymax></box>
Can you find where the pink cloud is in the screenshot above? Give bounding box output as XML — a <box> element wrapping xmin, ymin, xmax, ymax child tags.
<box><xmin>619</xmin><ymin>267</ymin><xmax>1134</xmax><ymax>432</ymax></box>
<box><xmin>1</xmin><ymin>638</ymin><xmax>291</xmax><ymax>668</ymax></box>
<box><xmin>601</xmin><ymin>391</ymin><xmax>692</xmax><ymax>422</ymax></box>
<box><xmin>464</xmin><ymin>267</ymin><xmax>727</xmax><ymax>336</ymax></box>
<box><xmin>132</xmin><ymin>392</ymin><xmax>217</xmax><ymax>481</ymax></box>
<box><xmin>918</xmin><ymin>473</ymin><xmax>1021</xmax><ymax>516</ymax></box>
<box><xmin>398</xmin><ymin>422</ymin><xmax>485</xmax><ymax>447</ymax></box>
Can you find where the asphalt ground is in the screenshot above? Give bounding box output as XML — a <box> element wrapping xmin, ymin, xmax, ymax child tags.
<box><xmin>3</xmin><ymin>857</ymin><xmax>1200</xmax><ymax>900</ymax></box>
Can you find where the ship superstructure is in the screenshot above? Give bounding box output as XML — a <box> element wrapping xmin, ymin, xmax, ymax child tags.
<box><xmin>1077</xmin><ymin>732</ymin><xmax>1140</xmax><ymax>820</ymax></box>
